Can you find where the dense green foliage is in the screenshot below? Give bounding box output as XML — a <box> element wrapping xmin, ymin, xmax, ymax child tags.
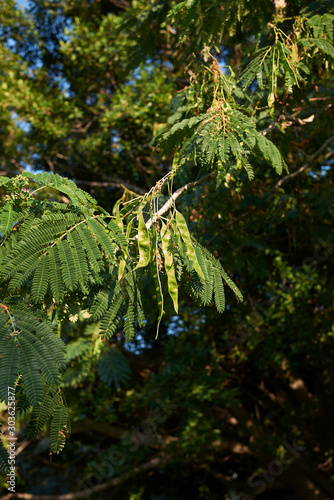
<box><xmin>0</xmin><ymin>0</ymin><xmax>334</xmax><ymax>499</ymax></box>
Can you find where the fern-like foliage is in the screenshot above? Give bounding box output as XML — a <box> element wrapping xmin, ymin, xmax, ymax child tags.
<box><xmin>239</xmin><ymin>7</ymin><xmax>334</xmax><ymax>105</ymax></box>
<box><xmin>0</xmin><ymin>302</ymin><xmax>66</xmax><ymax>406</ymax></box>
<box><xmin>97</xmin><ymin>347</ymin><xmax>131</xmax><ymax>389</ymax></box>
<box><xmin>48</xmin><ymin>246</ymin><xmax>65</xmax><ymax>302</ymax></box>
<box><xmin>154</xmin><ymin>2</ymin><xmax>334</xmax><ymax>187</ymax></box>
<box><xmin>0</xmin><ymin>421</ymin><xmax>10</xmax><ymax>474</ymax></box>
<box><xmin>15</xmin><ymin>379</ymin><xmax>32</xmax><ymax>414</ymax></box>
<box><xmin>123</xmin><ymin>0</ymin><xmax>272</xmax><ymax>67</ymax></box>
<box><xmin>65</xmin><ymin>338</ymin><xmax>91</xmax><ymax>363</ymax></box>
<box><xmin>0</xmin><ymin>199</ymin><xmax>127</xmax><ymax>309</ymax></box>
<box><xmin>99</xmin><ymin>292</ymin><xmax>123</xmax><ymax>340</ymax></box>
<box><xmin>0</xmin><ymin>203</ymin><xmax>16</xmax><ymax>238</ymax></box>
<box><xmin>190</xmin><ymin>238</ymin><xmax>242</xmax><ymax>312</ymax></box>
<box><xmin>156</xmin><ymin>101</ymin><xmax>285</xmax><ymax>185</ymax></box>
<box><xmin>0</xmin><ymin>170</ymin><xmax>244</xmax><ymax>455</ymax></box>
<box><xmin>0</xmin><ymin>335</ymin><xmax>19</xmax><ymax>403</ymax></box>
<box><xmin>0</xmin><ymin>298</ymin><xmax>71</xmax><ymax>453</ymax></box>
<box><xmin>24</xmin><ymin>387</ymin><xmax>63</xmax><ymax>439</ymax></box>
<box><xmin>50</xmin><ymin>403</ymin><xmax>70</xmax><ymax>453</ymax></box>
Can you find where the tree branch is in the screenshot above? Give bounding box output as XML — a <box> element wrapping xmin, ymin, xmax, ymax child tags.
<box><xmin>145</xmin><ymin>170</ymin><xmax>217</xmax><ymax>229</ymax></box>
<box><xmin>262</xmin><ymin>97</ymin><xmax>287</xmax><ymax>136</ymax></box>
<box><xmin>70</xmin><ymin>417</ymin><xmax>172</xmax><ymax>449</ymax></box>
<box><xmin>281</xmin><ymin>102</ymin><xmax>333</xmax><ymax>128</ymax></box>
<box><xmin>109</xmin><ymin>0</ymin><xmax>130</xmax><ymax>9</ymax></box>
<box><xmin>262</xmin><ymin>101</ymin><xmax>333</xmax><ymax>135</ymax></box>
<box><xmin>273</xmin><ymin>135</ymin><xmax>334</xmax><ymax>191</ymax></box>
<box><xmin>1</xmin><ymin>455</ymin><xmax>168</xmax><ymax>500</ymax></box>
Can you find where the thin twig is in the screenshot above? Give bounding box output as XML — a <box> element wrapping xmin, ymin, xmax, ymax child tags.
<box><xmin>273</xmin><ymin>135</ymin><xmax>334</xmax><ymax>191</ymax></box>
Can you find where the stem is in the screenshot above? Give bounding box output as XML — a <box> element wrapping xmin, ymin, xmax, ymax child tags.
<box><xmin>273</xmin><ymin>135</ymin><xmax>334</xmax><ymax>190</ymax></box>
<box><xmin>146</xmin><ymin>170</ymin><xmax>217</xmax><ymax>229</ymax></box>
<box><xmin>30</xmin><ymin>186</ymin><xmax>47</xmax><ymax>196</ymax></box>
